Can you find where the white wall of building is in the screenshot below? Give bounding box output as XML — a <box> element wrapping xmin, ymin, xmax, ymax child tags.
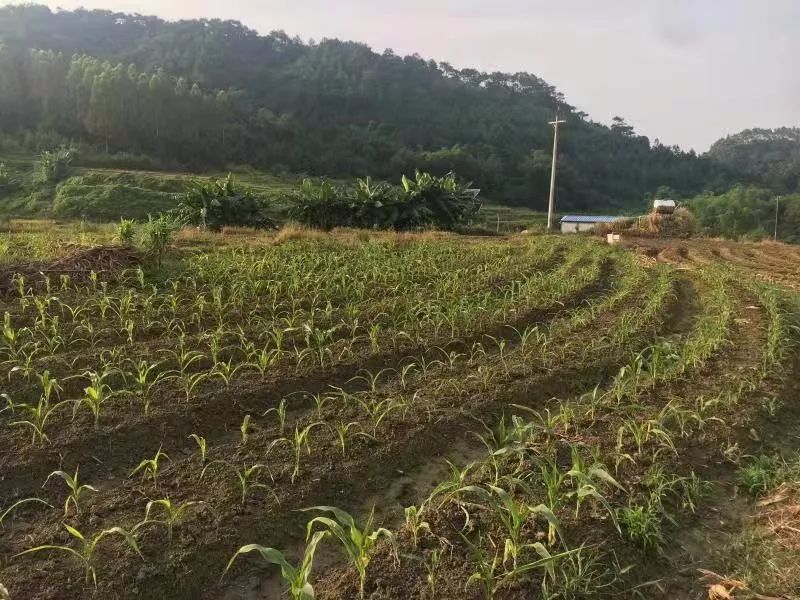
<box><xmin>560</xmin><ymin>222</ymin><xmax>597</xmax><ymax>233</ymax></box>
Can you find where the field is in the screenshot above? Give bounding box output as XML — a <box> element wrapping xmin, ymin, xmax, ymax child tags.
<box><xmin>0</xmin><ymin>226</ymin><xmax>800</xmax><ymax>600</ymax></box>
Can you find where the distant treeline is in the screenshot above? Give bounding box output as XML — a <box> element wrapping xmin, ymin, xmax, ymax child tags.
<box><xmin>0</xmin><ymin>5</ymin><xmax>733</xmax><ymax>212</ymax></box>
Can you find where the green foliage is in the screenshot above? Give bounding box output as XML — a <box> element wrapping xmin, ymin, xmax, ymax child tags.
<box><xmin>53</xmin><ymin>173</ymin><xmax>183</xmax><ymax>221</ymax></box>
<box><xmin>290</xmin><ymin>171</ymin><xmax>480</xmax><ymax>231</ymax></box>
<box><xmin>37</xmin><ymin>146</ymin><xmax>74</xmax><ymax>183</ymax></box>
<box><xmin>114</xmin><ymin>218</ymin><xmax>136</xmax><ymax>245</ymax></box>
<box><xmin>0</xmin><ymin>8</ymin><xmax>731</xmax><ymax>211</ymax></box>
<box><xmin>617</xmin><ymin>501</ymin><xmax>664</xmax><ymax>552</ymax></box>
<box><xmin>15</xmin><ymin>524</ymin><xmax>142</xmax><ymax>586</ymax></box>
<box><xmin>689</xmin><ymin>185</ymin><xmax>800</xmax><ymax>242</ymax></box>
<box><xmin>0</xmin><ymin>161</ymin><xmax>8</xmax><ymax>186</ymax></box>
<box><xmin>140</xmin><ymin>214</ymin><xmax>180</xmax><ymax>266</ymax></box>
<box><xmin>303</xmin><ymin>506</ymin><xmax>394</xmax><ymax>599</ymax></box>
<box><xmin>737</xmin><ymin>455</ymin><xmax>784</xmax><ymax>496</ymax></box>
<box><xmin>708</xmin><ymin>127</ymin><xmax>800</xmax><ymax>192</ymax></box>
<box><xmin>224</xmin><ymin>532</ymin><xmax>328</xmax><ymax>599</ymax></box>
<box><xmin>176</xmin><ymin>174</ymin><xmax>274</xmax><ymax>230</ymax></box>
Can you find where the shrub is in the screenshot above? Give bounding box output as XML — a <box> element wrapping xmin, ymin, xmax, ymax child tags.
<box><xmin>617</xmin><ymin>501</ymin><xmax>663</xmax><ymax>552</ymax></box>
<box><xmin>289</xmin><ymin>171</ymin><xmax>481</xmax><ymax>231</ymax></box>
<box><xmin>140</xmin><ymin>215</ymin><xmax>180</xmax><ymax>266</ymax></box>
<box><xmin>37</xmin><ymin>146</ymin><xmax>75</xmax><ymax>183</ymax></box>
<box><xmin>737</xmin><ymin>455</ymin><xmax>783</xmax><ymax>496</ymax></box>
<box><xmin>115</xmin><ymin>219</ymin><xmax>136</xmax><ymax>246</ymax></box>
<box><xmin>175</xmin><ymin>174</ymin><xmax>274</xmax><ymax>231</ymax></box>
<box><xmin>0</xmin><ymin>162</ymin><xmax>8</xmax><ymax>186</ymax></box>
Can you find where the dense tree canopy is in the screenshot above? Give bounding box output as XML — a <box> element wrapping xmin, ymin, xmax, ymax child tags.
<box><xmin>690</xmin><ymin>185</ymin><xmax>800</xmax><ymax>243</ymax></box>
<box><xmin>0</xmin><ymin>5</ymin><xmax>733</xmax><ymax>211</ymax></box>
<box><xmin>707</xmin><ymin>128</ymin><xmax>800</xmax><ymax>193</ymax></box>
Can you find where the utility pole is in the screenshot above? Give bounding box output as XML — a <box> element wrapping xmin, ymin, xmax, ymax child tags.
<box><xmin>547</xmin><ymin>115</ymin><xmax>566</xmax><ymax>231</ymax></box>
<box><xmin>774</xmin><ymin>195</ymin><xmax>782</xmax><ymax>241</ymax></box>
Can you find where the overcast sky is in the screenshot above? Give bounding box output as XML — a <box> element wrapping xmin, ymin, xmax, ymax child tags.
<box><xmin>26</xmin><ymin>0</ymin><xmax>800</xmax><ymax>151</ymax></box>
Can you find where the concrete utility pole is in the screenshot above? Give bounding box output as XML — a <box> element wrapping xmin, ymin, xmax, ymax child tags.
<box><xmin>774</xmin><ymin>195</ymin><xmax>782</xmax><ymax>241</ymax></box>
<box><xmin>547</xmin><ymin>115</ymin><xmax>567</xmax><ymax>231</ymax></box>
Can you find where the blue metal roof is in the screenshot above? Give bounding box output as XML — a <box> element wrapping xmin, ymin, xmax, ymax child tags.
<box><xmin>560</xmin><ymin>215</ymin><xmax>620</xmax><ymax>224</ymax></box>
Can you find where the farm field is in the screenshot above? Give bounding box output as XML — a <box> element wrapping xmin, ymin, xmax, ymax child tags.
<box><xmin>0</xmin><ymin>228</ymin><xmax>799</xmax><ymax>600</ymax></box>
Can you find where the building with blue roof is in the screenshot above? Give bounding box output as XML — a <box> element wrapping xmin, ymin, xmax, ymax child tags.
<box><xmin>560</xmin><ymin>215</ymin><xmax>621</xmax><ymax>233</ymax></box>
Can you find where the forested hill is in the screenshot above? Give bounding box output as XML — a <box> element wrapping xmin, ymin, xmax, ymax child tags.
<box><xmin>0</xmin><ymin>5</ymin><xmax>730</xmax><ymax>211</ymax></box>
<box><xmin>708</xmin><ymin>128</ymin><xmax>800</xmax><ymax>193</ymax></box>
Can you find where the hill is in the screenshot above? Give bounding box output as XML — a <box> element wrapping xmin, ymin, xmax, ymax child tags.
<box><xmin>707</xmin><ymin>127</ymin><xmax>800</xmax><ymax>192</ymax></box>
<box><xmin>0</xmin><ymin>5</ymin><xmax>731</xmax><ymax>212</ymax></box>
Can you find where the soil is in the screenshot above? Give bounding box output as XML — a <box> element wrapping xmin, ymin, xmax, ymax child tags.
<box><xmin>1</xmin><ymin>234</ymin><xmax>800</xmax><ymax>600</ymax></box>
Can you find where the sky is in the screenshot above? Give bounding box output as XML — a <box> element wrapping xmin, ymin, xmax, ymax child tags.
<box><xmin>22</xmin><ymin>0</ymin><xmax>800</xmax><ymax>152</ymax></box>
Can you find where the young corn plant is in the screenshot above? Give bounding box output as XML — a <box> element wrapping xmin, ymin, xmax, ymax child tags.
<box><xmin>263</xmin><ymin>398</ymin><xmax>289</xmax><ymax>434</ymax></box>
<box><xmin>461</xmin><ymin>533</ymin><xmax>574</xmax><ymax>600</ymax></box>
<box><xmin>74</xmin><ymin>370</ymin><xmax>117</xmax><ymax>429</ymax></box>
<box><xmin>0</xmin><ymin>497</ymin><xmax>52</xmax><ymax>529</ymax></box>
<box><xmin>10</xmin><ymin>397</ymin><xmax>70</xmax><ymax>446</ymax></box>
<box><xmin>403</xmin><ymin>504</ymin><xmax>431</xmax><ymax>549</ymax></box>
<box><xmin>274</xmin><ymin>423</ymin><xmax>325</xmax><ymax>483</ymax></box>
<box><xmin>201</xmin><ymin>461</ymin><xmax>276</xmax><ymax>506</ymax></box>
<box><xmin>130</xmin><ymin>446</ymin><xmax>171</xmax><ymax>488</ymax></box>
<box><xmin>332</xmin><ymin>422</ymin><xmax>374</xmax><ymax>457</ymax></box>
<box><xmin>43</xmin><ymin>467</ymin><xmax>98</xmax><ymax>516</ymax></box>
<box><xmin>224</xmin><ymin>531</ymin><xmax>328</xmax><ymax>600</ymax></box>
<box><xmin>139</xmin><ymin>498</ymin><xmax>205</xmax><ymax>542</ymax></box>
<box><xmin>16</xmin><ymin>524</ymin><xmax>143</xmax><ymax>586</ymax></box>
<box><xmin>188</xmin><ymin>433</ymin><xmax>208</xmax><ymax>465</ymax></box>
<box><xmin>125</xmin><ymin>359</ymin><xmax>168</xmax><ymax>415</ymax></box>
<box><xmin>464</xmin><ymin>484</ymin><xmax>561</xmax><ymax>568</ymax></box>
<box><xmin>303</xmin><ymin>506</ymin><xmax>395</xmax><ymax>600</ymax></box>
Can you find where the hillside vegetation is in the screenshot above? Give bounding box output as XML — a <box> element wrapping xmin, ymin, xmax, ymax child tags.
<box><xmin>0</xmin><ymin>5</ymin><xmax>732</xmax><ymax>212</ymax></box>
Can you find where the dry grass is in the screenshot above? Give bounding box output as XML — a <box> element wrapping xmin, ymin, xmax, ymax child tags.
<box><xmin>7</xmin><ymin>219</ymin><xmax>58</xmax><ymax>233</ymax></box>
<box><xmin>272</xmin><ymin>223</ymin><xmax>327</xmax><ymax>245</ymax></box>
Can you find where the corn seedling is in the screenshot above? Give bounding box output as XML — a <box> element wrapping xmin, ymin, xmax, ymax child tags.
<box><xmin>201</xmin><ymin>461</ymin><xmax>276</xmax><ymax>506</ymax></box>
<box><xmin>188</xmin><ymin>433</ymin><xmax>208</xmax><ymax>465</ymax></box>
<box><xmin>0</xmin><ymin>497</ymin><xmax>52</xmax><ymax>529</ymax></box>
<box><xmin>130</xmin><ymin>446</ymin><xmax>171</xmax><ymax>488</ymax></box>
<box><xmin>10</xmin><ymin>397</ymin><xmax>70</xmax><ymax>446</ymax></box>
<box><xmin>403</xmin><ymin>504</ymin><xmax>431</xmax><ymax>548</ymax></box>
<box><xmin>224</xmin><ymin>531</ymin><xmax>328</xmax><ymax>600</ymax></box>
<box><xmin>274</xmin><ymin>423</ymin><xmax>325</xmax><ymax>483</ymax></box>
<box><xmin>332</xmin><ymin>422</ymin><xmax>374</xmax><ymax>457</ymax></box>
<box><xmin>43</xmin><ymin>467</ymin><xmax>98</xmax><ymax>516</ymax></box>
<box><xmin>304</xmin><ymin>506</ymin><xmax>395</xmax><ymax>600</ymax></box>
<box><xmin>15</xmin><ymin>524</ymin><xmax>142</xmax><ymax>586</ymax></box>
<box><xmin>139</xmin><ymin>498</ymin><xmax>205</xmax><ymax>541</ymax></box>
<box><xmin>263</xmin><ymin>398</ymin><xmax>289</xmax><ymax>434</ymax></box>
<box><xmin>74</xmin><ymin>370</ymin><xmax>117</xmax><ymax>429</ymax></box>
